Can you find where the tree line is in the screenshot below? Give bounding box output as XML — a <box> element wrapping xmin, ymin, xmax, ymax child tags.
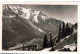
<box><xmin>42</xmin><ymin>33</ymin><xmax>54</xmax><ymax>49</ymax></box>
<box><xmin>42</xmin><ymin>21</ymin><xmax>73</xmax><ymax>49</ymax></box>
<box><xmin>56</xmin><ymin>21</ymin><xmax>73</xmax><ymax>43</ymax></box>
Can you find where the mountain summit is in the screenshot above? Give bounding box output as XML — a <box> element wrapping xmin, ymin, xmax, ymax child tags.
<box><xmin>3</xmin><ymin>5</ymin><xmax>49</xmax><ymax>23</ymax></box>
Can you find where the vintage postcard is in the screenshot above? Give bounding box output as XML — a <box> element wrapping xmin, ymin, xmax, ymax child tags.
<box><xmin>0</xmin><ymin>1</ymin><xmax>80</xmax><ymax>54</ymax></box>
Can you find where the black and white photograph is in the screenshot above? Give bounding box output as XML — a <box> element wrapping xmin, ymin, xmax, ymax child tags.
<box><xmin>2</xmin><ymin>4</ymin><xmax>77</xmax><ymax>51</ymax></box>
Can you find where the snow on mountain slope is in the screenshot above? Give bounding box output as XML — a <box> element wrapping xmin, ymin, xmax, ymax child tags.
<box><xmin>8</xmin><ymin>5</ymin><xmax>45</xmax><ymax>23</ymax></box>
<box><xmin>3</xmin><ymin>5</ymin><xmax>60</xmax><ymax>35</ymax></box>
<box><xmin>53</xmin><ymin>30</ymin><xmax>77</xmax><ymax>51</ymax></box>
<box><xmin>3</xmin><ymin>5</ymin><xmax>45</xmax><ymax>49</ymax></box>
<box><xmin>8</xmin><ymin>38</ymin><xmax>43</xmax><ymax>50</ymax></box>
<box><xmin>53</xmin><ymin>43</ymin><xmax>76</xmax><ymax>51</ymax></box>
<box><xmin>3</xmin><ymin>5</ymin><xmax>73</xmax><ymax>35</ymax></box>
<box><xmin>63</xmin><ymin>43</ymin><xmax>76</xmax><ymax>51</ymax></box>
<box><xmin>41</xmin><ymin>48</ymin><xmax>51</xmax><ymax>51</ymax></box>
<box><xmin>3</xmin><ymin>5</ymin><xmax>45</xmax><ymax>33</ymax></box>
<box><xmin>10</xmin><ymin>6</ymin><xmax>32</xmax><ymax>19</ymax></box>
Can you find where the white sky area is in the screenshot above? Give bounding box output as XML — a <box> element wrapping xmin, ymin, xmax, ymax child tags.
<box><xmin>10</xmin><ymin>5</ymin><xmax>77</xmax><ymax>24</ymax></box>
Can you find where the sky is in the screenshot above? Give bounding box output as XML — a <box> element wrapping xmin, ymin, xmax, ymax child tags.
<box><xmin>10</xmin><ymin>4</ymin><xmax>77</xmax><ymax>24</ymax></box>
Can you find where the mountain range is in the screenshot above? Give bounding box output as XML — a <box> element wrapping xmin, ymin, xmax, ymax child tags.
<box><xmin>2</xmin><ymin>5</ymin><xmax>73</xmax><ymax>49</ymax></box>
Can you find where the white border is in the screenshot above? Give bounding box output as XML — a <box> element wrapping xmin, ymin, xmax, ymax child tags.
<box><xmin>0</xmin><ymin>1</ymin><xmax>80</xmax><ymax>54</ymax></box>
<box><xmin>0</xmin><ymin>0</ymin><xmax>80</xmax><ymax>1</ymax></box>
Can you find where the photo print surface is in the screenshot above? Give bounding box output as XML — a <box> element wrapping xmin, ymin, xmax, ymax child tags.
<box><xmin>2</xmin><ymin>4</ymin><xmax>77</xmax><ymax>51</ymax></box>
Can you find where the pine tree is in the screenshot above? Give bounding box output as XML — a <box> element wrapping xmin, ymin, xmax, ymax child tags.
<box><xmin>59</xmin><ymin>24</ymin><xmax>62</xmax><ymax>38</ymax></box>
<box><xmin>23</xmin><ymin>43</ymin><xmax>25</xmax><ymax>51</ymax></box>
<box><xmin>50</xmin><ymin>34</ymin><xmax>53</xmax><ymax>47</ymax></box>
<box><xmin>62</xmin><ymin>21</ymin><xmax>66</xmax><ymax>38</ymax></box>
<box><xmin>56</xmin><ymin>24</ymin><xmax>61</xmax><ymax>43</ymax></box>
<box><xmin>71</xmin><ymin>26</ymin><xmax>73</xmax><ymax>34</ymax></box>
<box><xmin>56</xmin><ymin>36</ymin><xmax>60</xmax><ymax>43</ymax></box>
<box><xmin>62</xmin><ymin>21</ymin><xmax>65</xmax><ymax>33</ymax></box>
<box><xmin>65</xmin><ymin>22</ymin><xmax>69</xmax><ymax>35</ymax></box>
<box><xmin>65</xmin><ymin>22</ymin><xmax>71</xmax><ymax>36</ymax></box>
<box><xmin>59</xmin><ymin>24</ymin><xmax>61</xmax><ymax>33</ymax></box>
<box><xmin>43</xmin><ymin>34</ymin><xmax>48</xmax><ymax>48</ymax></box>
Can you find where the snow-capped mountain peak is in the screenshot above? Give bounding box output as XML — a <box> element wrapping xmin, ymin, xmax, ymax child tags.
<box><xmin>3</xmin><ymin>5</ymin><xmax>51</xmax><ymax>23</ymax></box>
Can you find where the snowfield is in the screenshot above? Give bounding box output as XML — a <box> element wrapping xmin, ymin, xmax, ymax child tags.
<box><xmin>64</xmin><ymin>43</ymin><xmax>76</xmax><ymax>51</ymax></box>
<box><xmin>41</xmin><ymin>48</ymin><xmax>51</xmax><ymax>51</ymax></box>
<box><xmin>9</xmin><ymin>43</ymin><xmax>23</xmax><ymax>50</ymax></box>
